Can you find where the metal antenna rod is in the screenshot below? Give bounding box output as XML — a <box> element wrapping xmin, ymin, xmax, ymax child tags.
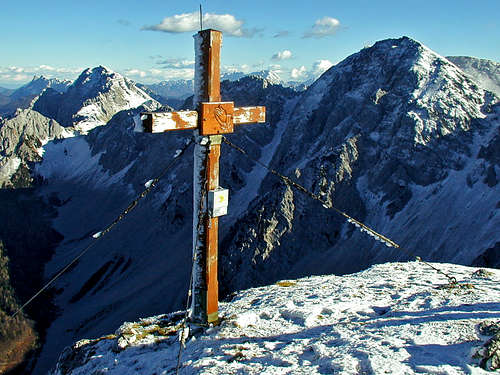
<box><xmin>200</xmin><ymin>4</ymin><xmax>203</xmax><ymax>31</ymax></box>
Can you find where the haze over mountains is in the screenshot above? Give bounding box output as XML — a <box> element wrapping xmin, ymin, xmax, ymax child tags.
<box><xmin>0</xmin><ymin>36</ymin><xmax>498</xmax><ymax>374</ymax></box>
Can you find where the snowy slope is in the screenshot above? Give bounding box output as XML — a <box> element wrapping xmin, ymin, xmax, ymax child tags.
<box><xmin>0</xmin><ymin>67</ymin><xmax>159</xmax><ymax>188</ymax></box>
<box><xmin>0</xmin><ymin>108</ymin><xmax>72</xmax><ymax>187</ymax></box>
<box><xmin>52</xmin><ymin>262</ymin><xmax>500</xmax><ymax>374</ymax></box>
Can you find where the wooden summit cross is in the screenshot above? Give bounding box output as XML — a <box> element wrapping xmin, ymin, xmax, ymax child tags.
<box><xmin>140</xmin><ymin>29</ymin><xmax>266</xmax><ymax>324</ymax></box>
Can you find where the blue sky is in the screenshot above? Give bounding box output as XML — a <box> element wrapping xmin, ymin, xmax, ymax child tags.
<box><xmin>1</xmin><ymin>0</ymin><xmax>499</xmax><ymax>87</ymax></box>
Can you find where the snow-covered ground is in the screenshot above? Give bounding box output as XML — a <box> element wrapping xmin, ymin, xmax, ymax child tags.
<box><xmin>52</xmin><ymin>262</ymin><xmax>500</xmax><ymax>374</ymax></box>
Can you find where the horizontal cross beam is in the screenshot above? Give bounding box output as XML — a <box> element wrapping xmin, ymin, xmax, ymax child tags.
<box><xmin>140</xmin><ymin>103</ymin><xmax>265</xmax><ymax>135</ymax></box>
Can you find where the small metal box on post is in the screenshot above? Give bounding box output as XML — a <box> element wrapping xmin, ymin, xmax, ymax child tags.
<box><xmin>139</xmin><ymin>29</ymin><xmax>266</xmax><ymax>325</ymax></box>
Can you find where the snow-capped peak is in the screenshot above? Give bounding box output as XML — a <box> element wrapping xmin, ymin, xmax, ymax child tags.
<box><xmin>248</xmin><ymin>70</ymin><xmax>283</xmax><ymax>86</ymax></box>
<box><xmin>33</xmin><ymin>65</ymin><xmax>159</xmax><ymax>133</ymax></box>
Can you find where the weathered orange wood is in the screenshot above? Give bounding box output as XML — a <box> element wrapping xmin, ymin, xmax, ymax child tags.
<box><xmin>233</xmin><ymin>106</ymin><xmax>266</xmax><ymax>124</ymax></box>
<box><xmin>141</xmin><ymin>105</ymin><xmax>264</xmax><ymax>133</ymax></box>
<box><xmin>200</xmin><ymin>102</ymin><xmax>234</xmax><ymax>135</ymax></box>
<box><xmin>205</xmin><ymin>140</ymin><xmax>220</xmax><ymax>323</ymax></box>
<box><xmin>198</xmin><ymin>30</ymin><xmax>222</xmax><ymax>104</ymax></box>
<box><xmin>142</xmin><ymin>111</ymin><xmax>198</xmax><ymax>133</ymax></box>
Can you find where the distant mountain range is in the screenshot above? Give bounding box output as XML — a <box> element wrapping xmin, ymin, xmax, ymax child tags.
<box><xmin>0</xmin><ymin>38</ymin><xmax>498</xmax><ymax>374</ymax></box>
<box><xmin>0</xmin><ymin>76</ymin><xmax>71</xmax><ymax>116</ymax></box>
<box><xmin>221</xmin><ymin>69</ymin><xmax>315</xmax><ymax>90</ymax></box>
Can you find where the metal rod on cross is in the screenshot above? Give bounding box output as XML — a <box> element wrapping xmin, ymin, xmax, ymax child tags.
<box><xmin>139</xmin><ymin>29</ymin><xmax>266</xmax><ymax>325</ymax></box>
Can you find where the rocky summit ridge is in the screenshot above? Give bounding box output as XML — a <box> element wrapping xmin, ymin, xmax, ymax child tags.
<box><xmin>52</xmin><ymin>262</ymin><xmax>500</xmax><ymax>375</ymax></box>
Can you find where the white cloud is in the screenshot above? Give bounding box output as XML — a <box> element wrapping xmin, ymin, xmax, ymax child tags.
<box><xmin>291</xmin><ymin>66</ymin><xmax>308</xmax><ymax>80</ymax></box>
<box><xmin>123</xmin><ymin>67</ymin><xmax>194</xmax><ymax>83</ymax></box>
<box><xmin>0</xmin><ymin>73</ymin><xmax>30</xmax><ymax>82</ymax></box>
<box><xmin>0</xmin><ymin>65</ymin><xmax>84</xmax><ymax>85</ymax></box>
<box><xmin>39</xmin><ymin>64</ymin><xmax>55</xmax><ymax>71</ymax></box>
<box><xmin>156</xmin><ymin>58</ymin><xmax>194</xmax><ymax>69</ymax></box>
<box><xmin>149</xmin><ymin>69</ymin><xmax>164</xmax><ymax>76</ymax></box>
<box><xmin>142</xmin><ymin>12</ymin><xmax>260</xmax><ymax>37</ymax></box>
<box><xmin>304</xmin><ymin>17</ymin><xmax>341</xmax><ymax>38</ymax></box>
<box><xmin>8</xmin><ymin>66</ymin><xmax>24</xmax><ymax>73</ymax></box>
<box><xmin>312</xmin><ymin>59</ymin><xmax>334</xmax><ymax>76</ymax></box>
<box><xmin>125</xmin><ymin>69</ymin><xmax>147</xmax><ymax>78</ymax></box>
<box><xmin>288</xmin><ymin>59</ymin><xmax>334</xmax><ymax>82</ymax></box>
<box><xmin>272</xmin><ymin>50</ymin><xmax>292</xmax><ymax>61</ymax></box>
<box><xmin>223</xmin><ymin>64</ymin><xmax>251</xmax><ymax>74</ymax></box>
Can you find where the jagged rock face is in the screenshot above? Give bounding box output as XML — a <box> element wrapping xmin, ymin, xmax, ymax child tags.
<box><xmin>34</xmin><ymin>66</ymin><xmax>157</xmax><ymax>132</ymax></box>
<box><xmin>247</xmin><ymin>70</ymin><xmax>283</xmax><ymax>86</ymax></box>
<box><xmin>0</xmin><ymin>109</ymin><xmax>69</xmax><ymax>188</ymax></box>
<box><xmin>220</xmin><ymin>36</ymin><xmax>500</xmax><ymax>293</ymax></box>
<box><xmin>447</xmin><ymin>56</ymin><xmax>500</xmax><ymax>97</ymax></box>
<box><xmin>0</xmin><ymin>67</ymin><xmax>160</xmax><ymax>189</ymax></box>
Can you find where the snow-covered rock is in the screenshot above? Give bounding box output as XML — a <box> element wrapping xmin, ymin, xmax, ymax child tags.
<box><xmin>222</xmin><ymin>70</ymin><xmax>284</xmax><ymax>88</ymax></box>
<box><xmin>447</xmin><ymin>56</ymin><xmax>500</xmax><ymax>97</ymax></box>
<box><xmin>28</xmin><ymin>76</ymin><xmax>297</xmax><ymax>375</ymax></box>
<box><xmin>248</xmin><ymin>70</ymin><xmax>283</xmax><ymax>86</ymax></box>
<box><xmin>0</xmin><ymin>67</ymin><xmax>160</xmax><ymax>187</ymax></box>
<box><xmin>33</xmin><ymin>66</ymin><xmax>159</xmax><ymax>133</ymax></box>
<box><xmin>0</xmin><ymin>108</ymin><xmax>72</xmax><ymax>187</ymax></box>
<box><xmin>51</xmin><ymin>262</ymin><xmax>500</xmax><ymax>374</ymax></box>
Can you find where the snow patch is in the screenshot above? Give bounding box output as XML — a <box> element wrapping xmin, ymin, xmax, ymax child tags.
<box><xmin>36</xmin><ymin>136</ymin><xmax>135</xmax><ymax>189</ymax></box>
<box><xmin>0</xmin><ymin>156</ymin><xmax>21</xmax><ymax>183</ymax></box>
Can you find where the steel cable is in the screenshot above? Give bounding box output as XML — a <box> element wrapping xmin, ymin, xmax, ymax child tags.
<box><xmin>222</xmin><ymin>136</ymin><xmax>458</xmax><ymax>286</ymax></box>
<box><xmin>11</xmin><ymin>138</ymin><xmax>194</xmax><ymax>318</ymax></box>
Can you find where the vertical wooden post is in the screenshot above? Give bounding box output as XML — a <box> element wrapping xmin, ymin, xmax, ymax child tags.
<box><xmin>205</xmin><ymin>135</ymin><xmax>221</xmax><ymax>323</ymax></box>
<box><xmin>141</xmin><ymin>28</ymin><xmax>265</xmax><ymax>325</ymax></box>
<box><xmin>191</xmin><ymin>29</ymin><xmax>222</xmax><ymax>324</ymax></box>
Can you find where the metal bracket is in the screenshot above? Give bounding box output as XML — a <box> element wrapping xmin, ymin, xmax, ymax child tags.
<box><xmin>209</xmin><ymin>135</ymin><xmax>223</xmax><ymax>145</ymax></box>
